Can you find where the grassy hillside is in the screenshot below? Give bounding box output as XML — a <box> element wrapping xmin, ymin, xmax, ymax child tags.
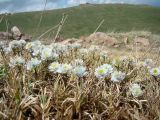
<box><xmin>0</xmin><ymin>4</ymin><xmax>160</xmax><ymax>39</ymax></box>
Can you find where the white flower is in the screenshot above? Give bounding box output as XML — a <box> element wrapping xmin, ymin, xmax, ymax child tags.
<box><xmin>89</xmin><ymin>45</ymin><xmax>100</xmax><ymax>52</ymax></box>
<box><xmin>0</xmin><ymin>41</ymin><xmax>6</xmax><ymax>50</ymax></box>
<box><xmin>150</xmin><ymin>67</ymin><xmax>160</xmax><ymax>77</ymax></box>
<box><xmin>0</xmin><ymin>42</ymin><xmax>9</xmax><ymax>54</ymax></box>
<box><xmin>143</xmin><ymin>59</ymin><xmax>154</xmax><ymax>68</ymax></box>
<box><xmin>130</xmin><ymin>83</ymin><xmax>143</xmax><ymax>97</ymax></box>
<box><xmin>31</xmin><ymin>45</ymin><xmax>44</xmax><ymax>56</ymax></box>
<box><xmin>95</xmin><ymin>64</ymin><xmax>113</xmax><ymax>79</ymax></box>
<box><xmin>25</xmin><ymin>40</ymin><xmax>41</xmax><ymax>52</ymax></box>
<box><xmin>79</xmin><ymin>48</ymin><xmax>89</xmax><ymax>55</ymax></box>
<box><xmin>19</xmin><ymin>39</ymin><xmax>26</xmax><ymax>47</ymax></box>
<box><xmin>56</xmin><ymin>64</ymin><xmax>72</xmax><ymax>74</ymax></box>
<box><xmin>8</xmin><ymin>40</ymin><xmax>26</xmax><ymax>50</ymax></box>
<box><xmin>67</xmin><ymin>43</ymin><xmax>81</xmax><ymax>50</ymax></box>
<box><xmin>3</xmin><ymin>47</ymin><xmax>12</xmax><ymax>54</ymax></box>
<box><xmin>120</xmin><ymin>56</ymin><xmax>136</xmax><ymax>66</ymax></box>
<box><xmin>26</xmin><ymin>58</ymin><xmax>41</xmax><ymax>70</ymax></box>
<box><xmin>51</xmin><ymin>43</ymin><xmax>68</xmax><ymax>54</ymax></box>
<box><xmin>41</xmin><ymin>47</ymin><xmax>58</xmax><ymax>61</ymax></box>
<box><xmin>25</xmin><ymin>42</ymin><xmax>32</xmax><ymax>50</ymax></box>
<box><xmin>72</xmin><ymin>66</ymin><xmax>87</xmax><ymax>77</ymax></box>
<box><xmin>48</xmin><ymin>62</ymin><xmax>60</xmax><ymax>72</ymax></box>
<box><xmin>9</xmin><ymin>40</ymin><xmax>21</xmax><ymax>49</ymax></box>
<box><xmin>95</xmin><ymin>67</ymin><xmax>108</xmax><ymax>79</ymax></box>
<box><xmin>9</xmin><ymin>56</ymin><xmax>25</xmax><ymax>67</ymax></box>
<box><xmin>71</xmin><ymin>43</ymin><xmax>81</xmax><ymax>49</ymax></box>
<box><xmin>111</xmin><ymin>71</ymin><xmax>126</xmax><ymax>82</ymax></box>
<box><xmin>101</xmin><ymin>64</ymin><xmax>113</xmax><ymax>73</ymax></box>
<box><xmin>32</xmin><ymin>47</ymin><xmax>41</xmax><ymax>56</ymax></box>
<box><xmin>71</xmin><ymin>59</ymin><xmax>84</xmax><ymax>66</ymax></box>
<box><xmin>25</xmin><ymin>41</ymin><xmax>43</xmax><ymax>56</ymax></box>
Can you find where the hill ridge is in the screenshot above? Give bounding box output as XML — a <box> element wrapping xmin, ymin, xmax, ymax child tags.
<box><xmin>0</xmin><ymin>4</ymin><xmax>160</xmax><ymax>39</ymax></box>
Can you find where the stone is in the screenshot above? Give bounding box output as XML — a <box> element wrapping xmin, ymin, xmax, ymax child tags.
<box><xmin>0</xmin><ymin>32</ymin><xmax>13</xmax><ymax>40</ymax></box>
<box><xmin>11</xmin><ymin>26</ymin><xmax>22</xmax><ymax>39</ymax></box>
<box><xmin>134</xmin><ymin>37</ymin><xmax>150</xmax><ymax>46</ymax></box>
<box><xmin>21</xmin><ymin>34</ymin><xmax>32</xmax><ymax>41</ymax></box>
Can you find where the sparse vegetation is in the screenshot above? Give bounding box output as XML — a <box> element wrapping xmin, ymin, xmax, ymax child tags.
<box><xmin>0</xmin><ymin>4</ymin><xmax>160</xmax><ymax>38</ymax></box>
<box><xmin>0</xmin><ymin>3</ymin><xmax>160</xmax><ymax>120</ymax></box>
<box><xmin>0</xmin><ymin>39</ymin><xmax>160</xmax><ymax>119</ymax></box>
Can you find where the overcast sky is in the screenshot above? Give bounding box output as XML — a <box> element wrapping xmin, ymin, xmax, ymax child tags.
<box><xmin>0</xmin><ymin>0</ymin><xmax>160</xmax><ymax>13</ymax></box>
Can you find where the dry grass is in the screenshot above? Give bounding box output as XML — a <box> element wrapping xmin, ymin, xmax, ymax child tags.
<box><xmin>0</xmin><ymin>40</ymin><xmax>160</xmax><ymax>120</ymax></box>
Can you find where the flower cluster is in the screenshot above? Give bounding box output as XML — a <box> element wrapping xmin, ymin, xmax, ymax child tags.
<box><xmin>1</xmin><ymin>38</ymin><xmax>160</xmax><ymax>119</ymax></box>
<box><xmin>1</xmin><ymin>40</ymin><xmax>159</xmax><ymax>95</ymax></box>
<box><xmin>143</xmin><ymin>59</ymin><xmax>154</xmax><ymax>68</ymax></box>
<box><xmin>71</xmin><ymin>59</ymin><xmax>84</xmax><ymax>66</ymax></box>
<box><xmin>26</xmin><ymin>58</ymin><xmax>41</xmax><ymax>70</ymax></box>
<box><xmin>79</xmin><ymin>48</ymin><xmax>89</xmax><ymax>55</ymax></box>
<box><xmin>9</xmin><ymin>40</ymin><xmax>26</xmax><ymax>50</ymax></box>
<box><xmin>4</xmin><ymin>40</ymin><xmax>160</xmax><ymax>83</ymax></box>
<box><xmin>26</xmin><ymin>41</ymin><xmax>43</xmax><ymax>56</ymax></box>
<box><xmin>41</xmin><ymin>47</ymin><xmax>58</xmax><ymax>61</ymax></box>
<box><xmin>72</xmin><ymin>66</ymin><xmax>87</xmax><ymax>77</ymax></box>
<box><xmin>0</xmin><ymin>41</ymin><xmax>6</xmax><ymax>50</ymax></box>
<box><xmin>48</xmin><ymin>62</ymin><xmax>60</xmax><ymax>72</ymax></box>
<box><xmin>150</xmin><ymin>67</ymin><xmax>160</xmax><ymax>77</ymax></box>
<box><xmin>95</xmin><ymin>64</ymin><xmax>113</xmax><ymax>78</ymax></box>
<box><xmin>51</xmin><ymin>43</ymin><xmax>69</xmax><ymax>54</ymax></box>
<box><xmin>130</xmin><ymin>83</ymin><xmax>143</xmax><ymax>97</ymax></box>
<box><xmin>49</xmin><ymin>63</ymin><xmax>72</xmax><ymax>74</ymax></box>
<box><xmin>88</xmin><ymin>45</ymin><xmax>100</xmax><ymax>52</ymax></box>
<box><xmin>111</xmin><ymin>71</ymin><xmax>126</xmax><ymax>82</ymax></box>
<box><xmin>9</xmin><ymin>56</ymin><xmax>25</xmax><ymax>67</ymax></box>
<box><xmin>25</xmin><ymin>40</ymin><xmax>41</xmax><ymax>51</ymax></box>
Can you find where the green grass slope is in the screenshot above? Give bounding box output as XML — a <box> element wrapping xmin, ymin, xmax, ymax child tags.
<box><xmin>0</xmin><ymin>4</ymin><xmax>160</xmax><ymax>38</ymax></box>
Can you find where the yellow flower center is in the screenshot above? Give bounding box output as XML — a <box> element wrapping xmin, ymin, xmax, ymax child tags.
<box><xmin>44</xmin><ymin>51</ymin><xmax>49</xmax><ymax>57</ymax></box>
<box><xmin>26</xmin><ymin>43</ymin><xmax>32</xmax><ymax>49</ymax></box>
<box><xmin>64</xmin><ymin>65</ymin><xmax>69</xmax><ymax>70</ymax></box>
<box><xmin>51</xmin><ymin>64</ymin><xmax>58</xmax><ymax>68</ymax></box>
<box><xmin>153</xmin><ymin>69</ymin><xmax>158</xmax><ymax>75</ymax></box>
<box><xmin>98</xmin><ymin>69</ymin><xmax>105</xmax><ymax>74</ymax></box>
<box><xmin>135</xmin><ymin>89</ymin><xmax>141</xmax><ymax>96</ymax></box>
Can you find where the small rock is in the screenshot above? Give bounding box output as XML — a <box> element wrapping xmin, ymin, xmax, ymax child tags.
<box><xmin>21</xmin><ymin>34</ymin><xmax>32</xmax><ymax>41</ymax></box>
<box><xmin>11</xmin><ymin>26</ymin><xmax>22</xmax><ymax>40</ymax></box>
<box><xmin>0</xmin><ymin>32</ymin><xmax>13</xmax><ymax>40</ymax></box>
<box><xmin>134</xmin><ymin>37</ymin><xmax>150</xmax><ymax>46</ymax></box>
